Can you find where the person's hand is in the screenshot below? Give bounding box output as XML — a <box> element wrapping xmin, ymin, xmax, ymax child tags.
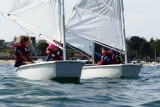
<box><xmin>25</xmin><ymin>61</ymin><xmax>34</xmax><ymax>64</ymax></box>
<box><xmin>51</xmin><ymin>54</ymin><xmax>55</xmax><ymax>57</ymax></box>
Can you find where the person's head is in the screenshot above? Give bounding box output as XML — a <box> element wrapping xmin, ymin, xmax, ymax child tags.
<box><xmin>49</xmin><ymin>43</ymin><xmax>56</xmax><ymax>49</ymax></box>
<box><xmin>48</xmin><ymin>43</ymin><xmax>59</xmax><ymax>51</ymax></box>
<box><xmin>48</xmin><ymin>40</ymin><xmax>62</xmax><ymax>51</ymax></box>
<box><xmin>117</xmin><ymin>51</ymin><xmax>121</xmax><ymax>56</ymax></box>
<box><xmin>20</xmin><ymin>36</ymin><xmax>30</xmax><ymax>47</ymax></box>
<box><xmin>101</xmin><ymin>48</ymin><xmax>108</xmax><ymax>55</ymax></box>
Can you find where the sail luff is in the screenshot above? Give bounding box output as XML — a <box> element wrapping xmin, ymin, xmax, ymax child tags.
<box><xmin>120</xmin><ymin>0</ymin><xmax>128</xmax><ymax>63</ymax></box>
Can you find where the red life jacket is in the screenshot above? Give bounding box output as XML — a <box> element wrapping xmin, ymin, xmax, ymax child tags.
<box><xmin>98</xmin><ymin>51</ymin><xmax>109</xmax><ymax>65</ymax></box>
<box><xmin>46</xmin><ymin>48</ymin><xmax>63</xmax><ymax>60</ymax></box>
<box><xmin>104</xmin><ymin>50</ymin><xmax>117</xmax><ymax>63</ymax></box>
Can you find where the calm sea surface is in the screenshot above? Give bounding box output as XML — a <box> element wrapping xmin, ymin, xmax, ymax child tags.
<box><xmin>0</xmin><ymin>64</ymin><xmax>160</xmax><ymax>107</ymax></box>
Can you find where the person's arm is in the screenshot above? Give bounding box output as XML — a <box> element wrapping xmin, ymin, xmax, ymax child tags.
<box><xmin>21</xmin><ymin>55</ymin><xmax>33</xmax><ymax>64</ymax></box>
<box><xmin>46</xmin><ymin>48</ymin><xmax>51</xmax><ymax>55</ymax></box>
<box><xmin>17</xmin><ymin>48</ymin><xmax>33</xmax><ymax>64</ymax></box>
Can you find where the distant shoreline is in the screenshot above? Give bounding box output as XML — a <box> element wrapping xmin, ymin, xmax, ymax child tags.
<box><xmin>0</xmin><ymin>60</ymin><xmax>14</xmax><ymax>64</ymax></box>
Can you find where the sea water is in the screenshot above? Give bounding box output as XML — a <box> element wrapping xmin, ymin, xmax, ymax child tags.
<box><xmin>0</xmin><ymin>64</ymin><xmax>160</xmax><ymax>107</ymax></box>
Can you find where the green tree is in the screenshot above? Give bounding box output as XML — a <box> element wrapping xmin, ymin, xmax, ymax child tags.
<box><xmin>127</xmin><ymin>36</ymin><xmax>148</xmax><ymax>60</ymax></box>
<box><xmin>154</xmin><ymin>39</ymin><xmax>160</xmax><ymax>57</ymax></box>
<box><xmin>67</xmin><ymin>48</ymin><xmax>74</xmax><ymax>58</ymax></box>
<box><xmin>36</xmin><ymin>40</ymin><xmax>48</xmax><ymax>55</ymax></box>
<box><xmin>2</xmin><ymin>48</ymin><xmax>14</xmax><ymax>53</ymax></box>
<box><xmin>128</xmin><ymin>36</ymin><xmax>145</xmax><ymax>51</ymax></box>
<box><xmin>139</xmin><ymin>41</ymin><xmax>150</xmax><ymax>58</ymax></box>
<box><xmin>149</xmin><ymin>38</ymin><xmax>156</xmax><ymax>58</ymax></box>
<box><xmin>0</xmin><ymin>39</ymin><xmax>5</xmax><ymax>46</ymax></box>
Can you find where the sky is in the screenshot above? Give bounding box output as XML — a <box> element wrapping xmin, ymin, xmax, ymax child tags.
<box><xmin>123</xmin><ymin>0</ymin><xmax>160</xmax><ymax>40</ymax></box>
<box><xmin>0</xmin><ymin>0</ymin><xmax>160</xmax><ymax>42</ymax></box>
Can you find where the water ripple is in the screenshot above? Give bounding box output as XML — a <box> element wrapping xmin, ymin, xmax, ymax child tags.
<box><xmin>0</xmin><ymin>64</ymin><xmax>160</xmax><ymax>106</ymax></box>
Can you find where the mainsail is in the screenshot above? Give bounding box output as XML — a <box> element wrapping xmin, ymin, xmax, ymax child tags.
<box><xmin>2</xmin><ymin>0</ymin><xmax>125</xmax><ymax>57</ymax></box>
<box><xmin>7</xmin><ymin>0</ymin><xmax>62</xmax><ymax>44</ymax></box>
<box><xmin>66</xmin><ymin>0</ymin><xmax>125</xmax><ymax>52</ymax></box>
<box><xmin>64</xmin><ymin>0</ymin><xmax>94</xmax><ymax>56</ymax></box>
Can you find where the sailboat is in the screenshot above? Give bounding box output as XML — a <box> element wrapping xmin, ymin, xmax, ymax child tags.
<box><xmin>65</xmin><ymin>0</ymin><xmax>143</xmax><ymax>79</ymax></box>
<box><xmin>1</xmin><ymin>0</ymin><xmax>85</xmax><ymax>81</ymax></box>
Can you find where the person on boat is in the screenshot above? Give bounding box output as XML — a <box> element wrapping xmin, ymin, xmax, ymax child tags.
<box><xmin>97</xmin><ymin>48</ymin><xmax>111</xmax><ymax>65</ymax></box>
<box><xmin>94</xmin><ymin>52</ymin><xmax>102</xmax><ymax>64</ymax></box>
<box><xmin>14</xmin><ymin>36</ymin><xmax>34</xmax><ymax>67</ymax></box>
<box><xmin>115</xmin><ymin>52</ymin><xmax>124</xmax><ymax>64</ymax></box>
<box><xmin>45</xmin><ymin>40</ymin><xmax>63</xmax><ymax>61</ymax></box>
<box><xmin>98</xmin><ymin>48</ymin><xmax>121</xmax><ymax>65</ymax></box>
<box><xmin>110</xmin><ymin>51</ymin><xmax>124</xmax><ymax>64</ymax></box>
<box><xmin>94</xmin><ymin>48</ymin><xmax>123</xmax><ymax>65</ymax></box>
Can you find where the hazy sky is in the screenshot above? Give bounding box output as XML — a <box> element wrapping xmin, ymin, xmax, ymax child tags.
<box><xmin>0</xmin><ymin>0</ymin><xmax>160</xmax><ymax>42</ymax></box>
<box><xmin>123</xmin><ymin>0</ymin><xmax>160</xmax><ymax>40</ymax></box>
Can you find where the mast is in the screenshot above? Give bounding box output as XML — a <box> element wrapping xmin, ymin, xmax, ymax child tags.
<box><xmin>91</xmin><ymin>42</ymin><xmax>95</xmax><ymax>64</ymax></box>
<box><xmin>61</xmin><ymin>0</ymin><xmax>66</xmax><ymax>60</ymax></box>
<box><xmin>120</xmin><ymin>0</ymin><xmax>128</xmax><ymax>64</ymax></box>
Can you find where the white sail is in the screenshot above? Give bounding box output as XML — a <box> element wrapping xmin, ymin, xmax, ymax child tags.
<box><xmin>66</xmin><ymin>0</ymin><xmax>125</xmax><ymax>51</ymax></box>
<box><xmin>64</xmin><ymin>0</ymin><xmax>94</xmax><ymax>55</ymax></box>
<box><xmin>8</xmin><ymin>0</ymin><xmax>62</xmax><ymax>43</ymax></box>
<box><xmin>64</xmin><ymin>0</ymin><xmax>80</xmax><ymax>23</ymax></box>
<box><xmin>66</xmin><ymin>32</ymin><xmax>93</xmax><ymax>55</ymax></box>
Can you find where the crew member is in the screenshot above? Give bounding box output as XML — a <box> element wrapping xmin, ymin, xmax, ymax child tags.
<box><xmin>45</xmin><ymin>40</ymin><xmax>63</xmax><ymax>61</ymax></box>
<box><xmin>14</xmin><ymin>36</ymin><xmax>33</xmax><ymax>67</ymax></box>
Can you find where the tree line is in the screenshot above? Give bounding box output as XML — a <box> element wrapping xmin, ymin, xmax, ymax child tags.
<box><xmin>1</xmin><ymin>36</ymin><xmax>160</xmax><ymax>61</ymax></box>
<box><xmin>126</xmin><ymin>36</ymin><xmax>160</xmax><ymax>61</ymax></box>
<box><xmin>94</xmin><ymin>36</ymin><xmax>160</xmax><ymax>61</ymax></box>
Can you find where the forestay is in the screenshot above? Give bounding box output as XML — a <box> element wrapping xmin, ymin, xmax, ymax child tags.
<box><xmin>8</xmin><ymin>0</ymin><xmax>61</xmax><ymax>43</ymax></box>
<box><xmin>66</xmin><ymin>0</ymin><xmax>125</xmax><ymax>52</ymax></box>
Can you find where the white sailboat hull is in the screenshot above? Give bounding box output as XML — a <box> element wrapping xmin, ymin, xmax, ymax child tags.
<box><xmin>81</xmin><ymin>64</ymin><xmax>142</xmax><ymax>79</ymax></box>
<box><xmin>16</xmin><ymin>61</ymin><xmax>85</xmax><ymax>81</ymax></box>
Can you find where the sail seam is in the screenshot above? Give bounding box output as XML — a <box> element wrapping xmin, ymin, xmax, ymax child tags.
<box><xmin>75</xmin><ymin>7</ymin><xmax>112</xmax><ymax>21</ymax></box>
<box><xmin>75</xmin><ymin>7</ymin><xmax>121</xmax><ymax>21</ymax></box>
<box><xmin>99</xmin><ymin>0</ymin><xmax>114</xmax><ymax>12</ymax></box>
